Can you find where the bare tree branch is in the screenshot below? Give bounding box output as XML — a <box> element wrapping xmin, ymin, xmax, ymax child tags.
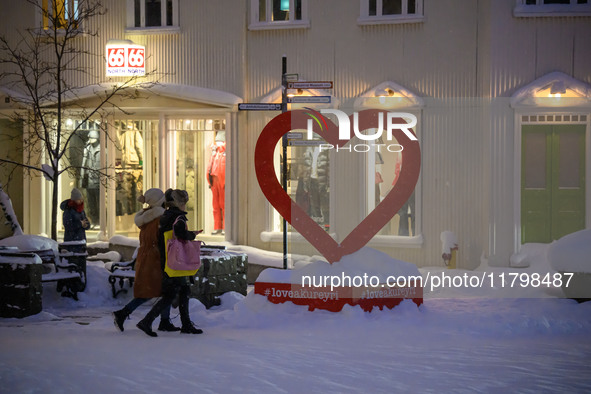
<box><xmin>0</xmin><ymin>0</ymin><xmax>160</xmax><ymax>240</ymax></box>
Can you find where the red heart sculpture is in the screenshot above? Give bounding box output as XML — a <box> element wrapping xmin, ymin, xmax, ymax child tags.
<box><xmin>255</xmin><ymin>109</ymin><xmax>421</xmax><ymax>263</ymax></box>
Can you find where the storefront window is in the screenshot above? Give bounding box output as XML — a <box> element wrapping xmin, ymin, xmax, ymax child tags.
<box><xmin>114</xmin><ymin>119</ymin><xmax>158</xmax><ymax>236</ymax></box>
<box><xmin>368</xmin><ymin>134</ymin><xmax>417</xmax><ymax>237</ymax></box>
<box><xmin>58</xmin><ymin>119</ymin><xmax>102</xmax><ymax>236</ymax></box>
<box><xmin>272</xmin><ymin>132</ymin><xmax>331</xmax><ymax>234</ymax></box>
<box><xmin>170</xmin><ymin>118</ymin><xmax>226</xmax><ymax>237</ymax></box>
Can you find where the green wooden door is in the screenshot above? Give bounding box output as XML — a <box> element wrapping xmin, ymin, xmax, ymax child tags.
<box><xmin>521</xmin><ymin>125</ymin><xmax>586</xmax><ymax>243</ymax></box>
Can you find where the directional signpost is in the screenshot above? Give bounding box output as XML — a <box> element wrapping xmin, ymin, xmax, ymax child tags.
<box><xmin>287</xmin><ymin>81</ymin><xmax>333</xmax><ymax>89</ymax></box>
<box><xmin>238</xmin><ymin>103</ymin><xmax>282</xmax><ymax>111</ymax></box>
<box><xmin>244</xmin><ymin>57</ymin><xmax>335</xmax><ymax>269</ymax></box>
<box><xmin>287</xmin><ymin>96</ymin><xmax>332</xmax><ymax>104</ymax></box>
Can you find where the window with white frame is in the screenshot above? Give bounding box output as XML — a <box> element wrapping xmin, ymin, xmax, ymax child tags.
<box><xmin>358</xmin><ymin>0</ymin><xmax>424</xmax><ymax>25</ymax></box>
<box><xmin>40</xmin><ymin>0</ymin><xmax>80</xmax><ymax>30</ymax></box>
<box><xmin>249</xmin><ymin>0</ymin><xmax>309</xmax><ymax>30</ymax></box>
<box><xmin>514</xmin><ymin>0</ymin><xmax>591</xmax><ymax>17</ymax></box>
<box><xmin>126</xmin><ymin>0</ymin><xmax>179</xmax><ymax>31</ymax></box>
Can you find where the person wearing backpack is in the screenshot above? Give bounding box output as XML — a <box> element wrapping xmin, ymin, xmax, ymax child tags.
<box><xmin>136</xmin><ymin>189</ymin><xmax>203</xmax><ymax>337</ymax></box>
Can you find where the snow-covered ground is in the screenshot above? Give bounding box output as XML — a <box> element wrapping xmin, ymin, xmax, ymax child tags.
<box><xmin>1</xmin><ymin>242</ymin><xmax>591</xmax><ymax>393</ymax></box>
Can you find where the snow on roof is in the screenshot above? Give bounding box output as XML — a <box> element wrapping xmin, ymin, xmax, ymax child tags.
<box><xmin>35</xmin><ymin>83</ymin><xmax>243</xmax><ymax>108</ymax></box>
<box><xmin>354</xmin><ymin>81</ymin><xmax>424</xmax><ymax>109</ymax></box>
<box><xmin>510</xmin><ymin>71</ymin><xmax>591</xmax><ymax>108</ymax></box>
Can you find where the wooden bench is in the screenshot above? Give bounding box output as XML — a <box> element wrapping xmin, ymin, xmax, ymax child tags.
<box><xmin>103</xmin><ymin>245</ymin><xmax>248</xmax><ymax>307</ymax></box>
<box><xmin>36</xmin><ymin>247</ymin><xmax>85</xmax><ymax>300</ymax></box>
<box><xmin>105</xmin><ymin>247</ymin><xmax>138</xmax><ymax>298</ymax></box>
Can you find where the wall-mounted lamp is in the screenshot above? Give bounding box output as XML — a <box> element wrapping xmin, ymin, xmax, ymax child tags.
<box><xmin>287</xmin><ymin>88</ymin><xmax>303</xmax><ymax>97</ymax></box>
<box><xmin>378</xmin><ymin>87</ymin><xmax>395</xmax><ymax>97</ymax></box>
<box><xmin>549</xmin><ymin>81</ymin><xmax>566</xmax><ymax>98</ymax></box>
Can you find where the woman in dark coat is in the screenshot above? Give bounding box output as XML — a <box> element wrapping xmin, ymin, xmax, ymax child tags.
<box><xmin>136</xmin><ymin>189</ymin><xmax>203</xmax><ymax>337</ymax></box>
<box><xmin>60</xmin><ymin>188</ymin><xmax>90</xmax><ymax>248</ymax></box>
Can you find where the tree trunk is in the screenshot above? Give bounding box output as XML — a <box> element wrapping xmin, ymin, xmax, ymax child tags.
<box><xmin>51</xmin><ymin>177</ymin><xmax>58</xmax><ymax>240</ymax></box>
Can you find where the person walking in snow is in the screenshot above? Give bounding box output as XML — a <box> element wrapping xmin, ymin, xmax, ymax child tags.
<box><xmin>112</xmin><ymin>188</ymin><xmax>179</xmax><ymax>333</ymax></box>
<box><xmin>61</xmin><ymin>188</ymin><xmax>90</xmax><ymax>250</ymax></box>
<box><xmin>136</xmin><ymin>189</ymin><xmax>203</xmax><ymax>337</ymax></box>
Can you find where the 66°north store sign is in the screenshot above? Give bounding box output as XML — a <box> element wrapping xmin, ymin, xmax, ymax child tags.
<box><xmin>106</xmin><ymin>43</ymin><xmax>145</xmax><ymax>77</ymax></box>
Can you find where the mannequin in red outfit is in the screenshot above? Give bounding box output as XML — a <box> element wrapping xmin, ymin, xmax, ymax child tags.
<box><xmin>207</xmin><ymin>130</ymin><xmax>226</xmax><ymax>235</ymax></box>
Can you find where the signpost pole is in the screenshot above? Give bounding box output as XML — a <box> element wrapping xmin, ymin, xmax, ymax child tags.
<box><xmin>281</xmin><ymin>55</ymin><xmax>288</xmax><ymax>270</ymax></box>
<box><xmin>281</xmin><ymin>55</ymin><xmax>288</xmax><ymax>269</ymax></box>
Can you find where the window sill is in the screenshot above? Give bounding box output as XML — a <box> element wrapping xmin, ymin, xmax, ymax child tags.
<box><xmin>368</xmin><ymin>234</ymin><xmax>424</xmax><ymax>248</ymax></box>
<box><xmin>514</xmin><ymin>5</ymin><xmax>591</xmax><ymax>17</ymax></box>
<box><xmin>125</xmin><ymin>26</ymin><xmax>181</xmax><ymax>35</ymax></box>
<box><xmin>357</xmin><ymin>15</ymin><xmax>424</xmax><ymax>26</ymax></box>
<box><xmin>260</xmin><ymin>231</ymin><xmax>424</xmax><ymax>248</ymax></box>
<box><xmin>33</xmin><ymin>28</ymin><xmax>88</xmax><ymax>37</ymax></box>
<box><xmin>248</xmin><ymin>20</ymin><xmax>310</xmax><ymax>31</ymax></box>
<box><xmin>260</xmin><ymin>231</ymin><xmax>334</xmax><ymax>243</ymax></box>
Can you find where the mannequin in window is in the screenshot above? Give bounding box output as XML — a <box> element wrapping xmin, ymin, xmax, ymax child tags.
<box><xmin>119</xmin><ymin>122</ymin><xmax>144</xmax><ymax>168</ymax></box>
<box><xmin>118</xmin><ymin>122</ymin><xmax>144</xmax><ymax>215</ymax></box>
<box><xmin>375</xmin><ymin>151</ymin><xmax>384</xmax><ymax>208</ymax></box>
<box><xmin>81</xmin><ymin>129</ymin><xmax>100</xmax><ymax>226</ymax></box>
<box><xmin>392</xmin><ymin>154</ymin><xmax>414</xmax><ymax>236</ymax></box>
<box><xmin>207</xmin><ymin>130</ymin><xmax>226</xmax><ymax>235</ymax></box>
<box><xmin>303</xmin><ymin>146</ymin><xmax>329</xmax><ymax>228</ymax></box>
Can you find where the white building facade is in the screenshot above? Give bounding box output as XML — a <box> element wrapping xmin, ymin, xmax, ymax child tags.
<box><xmin>1</xmin><ymin>0</ymin><xmax>590</xmax><ymax>268</ymax></box>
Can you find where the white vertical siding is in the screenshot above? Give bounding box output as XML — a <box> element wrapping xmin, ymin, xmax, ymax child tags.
<box><xmin>1</xmin><ymin>0</ymin><xmax>590</xmax><ymax>267</ymax></box>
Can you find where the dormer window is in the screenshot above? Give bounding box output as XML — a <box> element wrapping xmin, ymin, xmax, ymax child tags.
<box><xmin>358</xmin><ymin>0</ymin><xmax>424</xmax><ymax>25</ymax></box>
<box><xmin>249</xmin><ymin>0</ymin><xmax>310</xmax><ymax>30</ymax></box>
<box><xmin>126</xmin><ymin>0</ymin><xmax>180</xmax><ymax>34</ymax></box>
<box><xmin>41</xmin><ymin>0</ymin><xmax>79</xmax><ymax>30</ymax></box>
<box><xmin>514</xmin><ymin>0</ymin><xmax>591</xmax><ymax>17</ymax></box>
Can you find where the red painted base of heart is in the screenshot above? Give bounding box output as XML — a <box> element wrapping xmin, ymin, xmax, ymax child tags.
<box><xmin>254</xmin><ymin>281</ymin><xmax>423</xmax><ymax>313</ymax></box>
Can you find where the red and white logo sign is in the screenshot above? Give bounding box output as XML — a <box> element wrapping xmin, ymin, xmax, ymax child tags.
<box><xmin>106</xmin><ymin>44</ymin><xmax>145</xmax><ymax>76</ymax></box>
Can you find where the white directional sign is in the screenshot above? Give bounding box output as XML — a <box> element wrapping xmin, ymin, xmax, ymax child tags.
<box><xmin>287</xmin><ymin>81</ymin><xmax>333</xmax><ymax>89</ymax></box>
<box><xmin>238</xmin><ymin>103</ymin><xmax>282</xmax><ymax>111</ymax></box>
<box><xmin>287</xmin><ymin>96</ymin><xmax>331</xmax><ymax>104</ymax></box>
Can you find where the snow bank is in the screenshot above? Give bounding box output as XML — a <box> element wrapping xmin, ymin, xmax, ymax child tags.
<box><xmin>548</xmin><ymin>229</ymin><xmax>591</xmax><ymax>273</ymax></box>
<box><xmin>440</xmin><ymin>231</ymin><xmax>458</xmax><ymax>254</ymax></box>
<box><xmin>88</xmin><ymin>251</ymin><xmax>121</xmax><ymax>262</ymax></box>
<box><xmin>88</xmin><ymin>241</ymin><xmax>109</xmax><ymax>249</ymax></box>
<box><xmin>109</xmin><ymin>235</ymin><xmax>139</xmax><ymax>248</ymax></box>
<box><xmin>257</xmin><ymin>247</ymin><xmax>420</xmax><ymax>284</ymax></box>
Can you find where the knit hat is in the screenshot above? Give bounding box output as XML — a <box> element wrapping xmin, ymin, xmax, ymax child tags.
<box><xmin>166</xmin><ymin>189</ymin><xmax>189</xmax><ymax>208</ymax></box>
<box><xmin>88</xmin><ymin>130</ymin><xmax>100</xmax><ymax>139</ymax></box>
<box><xmin>71</xmin><ymin>188</ymin><xmax>83</xmax><ymax>201</ymax></box>
<box><xmin>138</xmin><ymin>188</ymin><xmax>165</xmax><ymax>208</ymax></box>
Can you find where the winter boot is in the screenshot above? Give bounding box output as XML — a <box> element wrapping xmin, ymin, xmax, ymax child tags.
<box><xmin>158</xmin><ymin>319</ymin><xmax>181</xmax><ymax>332</ymax></box>
<box><xmin>180</xmin><ymin>322</ymin><xmax>203</xmax><ymax>335</ymax></box>
<box><xmin>113</xmin><ymin>309</ymin><xmax>129</xmax><ymax>332</ymax></box>
<box><xmin>136</xmin><ymin>319</ymin><xmax>158</xmax><ymax>337</ymax></box>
